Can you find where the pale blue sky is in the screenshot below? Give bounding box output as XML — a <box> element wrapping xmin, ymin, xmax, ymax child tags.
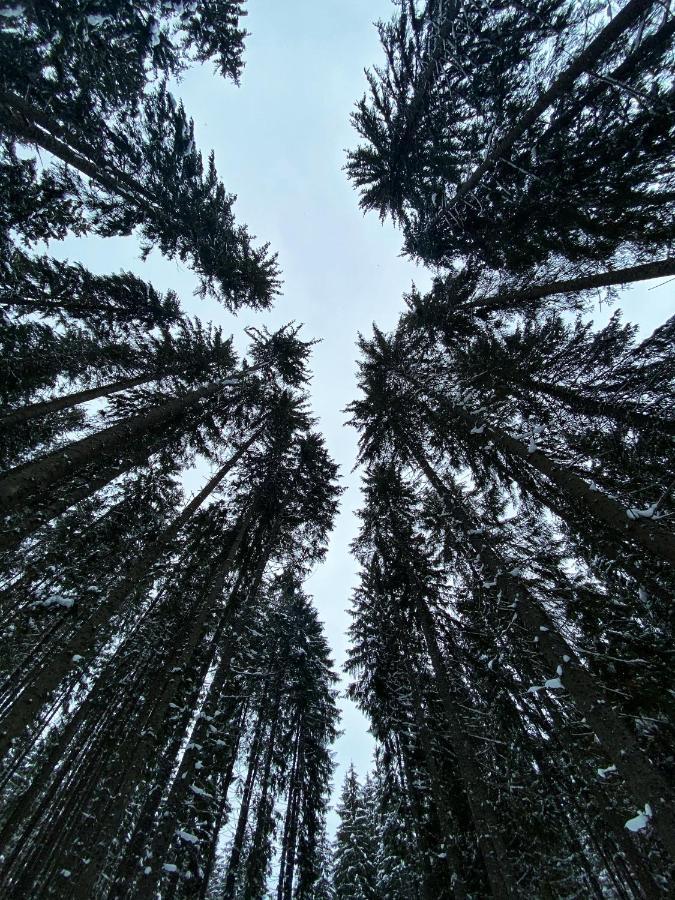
<box><xmin>46</xmin><ymin>0</ymin><xmax>673</xmax><ymax>830</ymax></box>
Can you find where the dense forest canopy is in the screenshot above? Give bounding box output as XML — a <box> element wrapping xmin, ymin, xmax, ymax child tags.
<box><xmin>0</xmin><ymin>0</ymin><xmax>673</xmax><ymax>896</ymax></box>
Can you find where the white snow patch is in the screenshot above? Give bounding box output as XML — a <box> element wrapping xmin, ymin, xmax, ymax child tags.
<box><xmin>625</xmin><ymin>804</ymin><xmax>652</xmax><ymax>832</ymax></box>
<box><xmin>189</xmin><ymin>784</ymin><xmax>213</xmax><ymax>799</ymax></box>
<box><xmin>176</xmin><ymin>830</ymin><xmax>199</xmax><ymax>845</ymax></box>
<box><xmin>627</xmin><ymin>503</ymin><xmax>658</xmax><ymax>521</ymax></box>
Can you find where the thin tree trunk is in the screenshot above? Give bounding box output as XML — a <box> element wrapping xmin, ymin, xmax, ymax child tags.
<box><xmin>540</xmin><ymin>15</ymin><xmax>675</xmax><ymax>146</ymax></box>
<box><xmin>0</xmin><ymin>90</ymin><xmax>160</xmax><ymax>210</ymax></box>
<box><xmin>221</xmin><ymin>710</ymin><xmax>267</xmax><ymax>899</ymax></box>
<box><xmin>280</xmin><ymin>729</ymin><xmax>304</xmax><ymax>900</ymax></box>
<box><xmin>0</xmin><ymin>441</ymin><xmax>157</xmax><ymax>554</ymax></box>
<box><xmin>243</xmin><ymin>707</ymin><xmax>282</xmax><ymax>898</ymax></box>
<box><xmin>402</xmin><ymin>655</ymin><xmax>469</xmax><ymax>900</ymax></box>
<box><xmin>407</xmin><ymin>437</ymin><xmax>675</xmax><ymax>862</ymax></box>
<box><xmin>276</xmin><ymin>728</ymin><xmax>301</xmax><ymax>900</ymax></box>
<box><xmin>400</xmin><ymin>378</ymin><xmax>675</xmax><ymax>566</ymax></box>
<box><xmin>473</xmin><ymin>257</ymin><xmax>675</xmax><ymax>315</ymax></box>
<box><xmin>69</xmin><ymin>514</ymin><xmax>255</xmax><ymax>898</ymax></box>
<box><xmin>0</xmin><ymin>372</ymin><xmax>158</xmax><ymax>428</ymax></box>
<box><xmin>451</xmin><ymin>0</ymin><xmax>657</xmax><ymax>204</ymax></box>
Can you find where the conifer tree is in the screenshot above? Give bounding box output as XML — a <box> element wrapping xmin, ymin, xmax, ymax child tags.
<box><xmin>348</xmin><ymin>0</ymin><xmax>675</xmax><ymax>272</ymax></box>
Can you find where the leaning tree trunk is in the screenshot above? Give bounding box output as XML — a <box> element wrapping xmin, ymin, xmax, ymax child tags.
<box><xmin>0</xmin><ymin>89</ymin><xmax>161</xmax><ymax>211</ymax></box>
<box><xmin>406</xmin><ymin>436</ymin><xmax>675</xmax><ymax>862</ymax></box>
<box><xmin>69</xmin><ymin>515</ymin><xmax>255</xmax><ymax>899</ymax></box>
<box><xmin>473</xmin><ymin>256</ymin><xmax>675</xmax><ymax>316</ymax></box>
<box><xmin>400</xmin><ymin>378</ymin><xmax>675</xmax><ymax>567</ymax></box>
<box><xmin>401</xmin><ymin>652</ymin><xmax>469</xmax><ymax>900</ymax></box>
<box><xmin>278</xmin><ymin>727</ymin><xmax>304</xmax><ymax>900</ymax></box>
<box><xmin>0</xmin><ymin>381</ymin><xmax>226</xmax><ymax>517</ymax></box>
<box><xmin>525</xmin><ymin>377</ymin><xmax>675</xmax><ymax>437</ymax></box>
<box><xmin>0</xmin><ymin>435</ymin><xmax>260</xmax><ymax>760</ymax></box>
<box><xmin>276</xmin><ymin>727</ymin><xmax>302</xmax><ymax>900</ymax></box>
<box><xmin>0</xmin><ymin>372</ymin><xmax>159</xmax><ymax>428</ymax></box>
<box><xmin>450</xmin><ymin>0</ymin><xmax>657</xmax><ymax>205</ymax></box>
<box><xmin>221</xmin><ymin>708</ymin><xmax>268</xmax><ymax>900</ymax></box>
<box><xmin>152</xmin><ymin>549</ymin><xmax>274</xmax><ymax>897</ymax></box>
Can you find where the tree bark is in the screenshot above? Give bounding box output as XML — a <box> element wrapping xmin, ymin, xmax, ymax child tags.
<box><xmin>0</xmin><ymin>373</ymin><xmax>158</xmax><ymax>428</ymax></box>
<box><xmin>221</xmin><ymin>710</ymin><xmax>267</xmax><ymax>899</ymax></box>
<box><xmin>415</xmin><ymin>598</ymin><xmax>515</xmax><ymax>899</ymax></box>
<box><xmin>527</xmin><ymin>377</ymin><xmax>675</xmax><ymax>437</ymax></box>
<box><xmin>0</xmin><ymin>381</ymin><xmax>225</xmax><ymax>517</ymax></box>
<box><xmin>400</xmin><ymin>377</ymin><xmax>675</xmax><ymax>567</ymax></box>
<box><xmin>473</xmin><ymin>257</ymin><xmax>675</xmax><ymax>315</ymax></box>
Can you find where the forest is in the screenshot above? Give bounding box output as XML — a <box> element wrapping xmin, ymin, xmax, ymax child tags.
<box><xmin>0</xmin><ymin>1</ymin><xmax>673</xmax><ymax>897</ymax></box>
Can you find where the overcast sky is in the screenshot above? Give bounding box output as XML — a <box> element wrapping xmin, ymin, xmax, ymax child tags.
<box><xmin>47</xmin><ymin>0</ymin><xmax>673</xmax><ymax>832</ymax></box>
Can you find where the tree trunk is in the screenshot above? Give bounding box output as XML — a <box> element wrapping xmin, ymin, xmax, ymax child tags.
<box><xmin>221</xmin><ymin>710</ymin><xmax>267</xmax><ymax>899</ymax></box>
<box><xmin>0</xmin><ymin>373</ymin><xmax>158</xmax><ymax>428</ymax></box>
<box><xmin>540</xmin><ymin>15</ymin><xmax>675</xmax><ymax>146</ymax></box>
<box><xmin>527</xmin><ymin>377</ymin><xmax>675</xmax><ymax>437</ymax></box>
<box><xmin>401</xmin><ymin>379</ymin><xmax>675</xmax><ymax>566</ymax></box>
<box><xmin>451</xmin><ymin>0</ymin><xmax>657</xmax><ymax>204</ymax></box>
<box><xmin>0</xmin><ymin>436</ymin><xmax>259</xmax><ymax>760</ymax></box>
<box><xmin>402</xmin><ymin>656</ymin><xmax>469</xmax><ymax>900</ymax></box>
<box><xmin>243</xmin><ymin>707</ymin><xmax>282</xmax><ymax>898</ymax></box>
<box><xmin>279</xmin><ymin>729</ymin><xmax>304</xmax><ymax>900</ymax></box>
<box><xmin>474</xmin><ymin>257</ymin><xmax>675</xmax><ymax>315</ymax></box>
<box><xmin>0</xmin><ymin>381</ymin><xmax>224</xmax><ymax>517</ymax></box>
<box><xmin>68</xmin><ymin>514</ymin><xmax>255</xmax><ymax>899</ymax></box>
<box><xmin>0</xmin><ymin>441</ymin><xmax>157</xmax><ymax>554</ymax></box>
<box><xmin>276</xmin><ymin>728</ymin><xmax>301</xmax><ymax>900</ymax></box>
<box><xmin>415</xmin><ymin>598</ymin><xmax>515</xmax><ymax>899</ymax></box>
<box><xmin>407</xmin><ymin>437</ymin><xmax>675</xmax><ymax>862</ymax></box>
<box><xmin>0</xmin><ymin>90</ymin><xmax>160</xmax><ymax>210</ymax></box>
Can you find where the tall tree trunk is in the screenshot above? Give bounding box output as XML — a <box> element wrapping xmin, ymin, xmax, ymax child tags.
<box><xmin>243</xmin><ymin>707</ymin><xmax>282</xmax><ymax>899</ymax></box>
<box><xmin>0</xmin><ymin>372</ymin><xmax>159</xmax><ymax>428</ymax></box>
<box><xmin>276</xmin><ymin>727</ymin><xmax>301</xmax><ymax>900</ymax></box>
<box><xmin>407</xmin><ymin>437</ymin><xmax>675</xmax><ymax>862</ymax></box>
<box><xmin>402</xmin><ymin>655</ymin><xmax>469</xmax><ymax>900</ymax></box>
<box><xmin>400</xmin><ymin>379</ymin><xmax>675</xmax><ymax>566</ymax></box>
<box><xmin>539</xmin><ymin>15</ymin><xmax>675</xmax><ymax>147</ymax></box>
<box><xmin>0</xmin><ymin>436</ymin><xmax>260</xmax><ymax>760</ymax></box>
<box><xmin>197</xmin><ymin>706</ymin><xmax>247</xmax><ymax>900</ymax></box>
<box><xmin>451</xmin><ymin>0</ymin><xmax>657</xmax><ymax>205</ymax></box>
<box><xmin>415</xmin><ymin>597</ymin><xmax>515</xmax><ymax>899</ymax></box>
<box><xmin>473</xmin><ymin>257</ymin><xmax>675</xmax><ymax>316</ymax></box>
<box><xmin>69</xmin><ymin>515</ymin><xmax>255</xmax><ymax>899</ymax></box>
<box><xmin>0</xmin><ymin>442</ymin><xmax>157</xmax><ymax>554</ymax></box>
<box><xmin>221</xmin><ymin>709</ymin><xmax>267</xmax><ymax>900</ymax></box>
<box><xmin>279</xmin><ymin>729</ymin><xmax>304</xmax><ymax>900</ymax></box>
<box><xmin>0</xmin><ymin>90</ymin><xmax>160</xmax><ymax>210</ymax></box>
<box><xmin>0</xmin><ymin>381</ymin><xmax>225</xmax><ymax>517</ymax></box>
<box><xmin>526</xmin><ymin>377</ymin><xmax>675</xmax><ymax>437</ymax></box>
<box><xmin>129</xmin><ymin>524</ymin><xmax>277</xmax><ymax>899</ymax></box>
